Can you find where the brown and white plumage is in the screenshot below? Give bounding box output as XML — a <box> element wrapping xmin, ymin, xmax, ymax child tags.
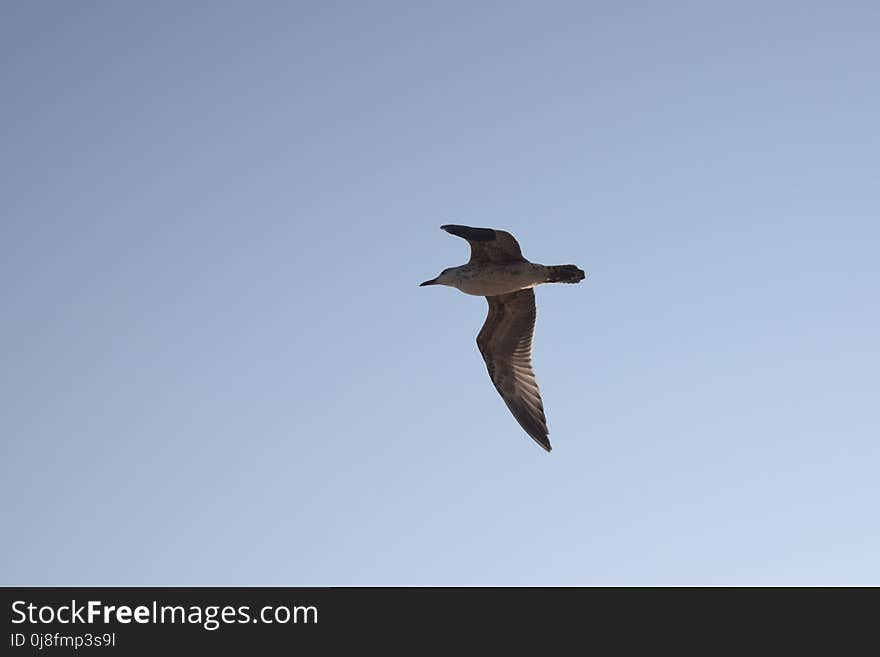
<box><xmin>421</xmin><ymin>225</ymin><xmax>585</xmax><ymax>452</ymax></box>
<box><xmin>477</xmin><ymin>288</ymin><xmax>550</xmax><ymax>451</ymax></box>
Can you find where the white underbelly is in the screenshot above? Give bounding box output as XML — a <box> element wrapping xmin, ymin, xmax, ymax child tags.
<box><xmin>454</xmin><ymin>264</ymin><xmax>546</xmax><ymax>296</ymax></box>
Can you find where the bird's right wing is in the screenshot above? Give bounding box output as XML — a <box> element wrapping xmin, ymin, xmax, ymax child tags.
<box><xmin>441</xmin><ymin>224</ymin><xmax>527</xmax><ymax>265</ymax></box>
<box><xmin>476</xmin><ymin>288</ymin><xmax>551</xmax><ymax>451</ymax></box>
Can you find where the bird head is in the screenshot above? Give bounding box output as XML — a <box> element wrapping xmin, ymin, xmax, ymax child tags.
<box><xmin>420</xmin><ymin>268</ymin><xmax>453</xmax><ymax>287</ymax></box>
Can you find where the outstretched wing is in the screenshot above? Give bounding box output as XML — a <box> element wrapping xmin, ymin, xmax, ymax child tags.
<box><xmin>476</xmin><ymin>288</ymin><xmax>550</xmax><ymax>451</ymax></box>
<box><xmin>441</xmin><ymin>224</ymin><xmax>526</xmax><ymax>265</ymax></box>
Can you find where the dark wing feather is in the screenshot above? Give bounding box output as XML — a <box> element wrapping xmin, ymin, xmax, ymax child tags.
<box><xmin>441</xmin><ymin>224</ymin><xmax>526</xmax><ymax>265</ymax></box>
<box><xmin>476</xmin><ymin>288</ymin><xmax>550</xmax><ymax>451</ymax></box>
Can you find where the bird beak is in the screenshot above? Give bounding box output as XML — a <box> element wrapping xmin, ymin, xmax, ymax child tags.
<box><xmin>419</xmin><ymin>278</ymin><xmax>439</xmax><ymax>287</ymax></box>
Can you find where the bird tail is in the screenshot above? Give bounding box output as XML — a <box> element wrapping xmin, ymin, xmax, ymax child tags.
<box><xmin>545</xmin><ymin>264</ymin><xmax>586</xmax><ymax>284</ymax></box>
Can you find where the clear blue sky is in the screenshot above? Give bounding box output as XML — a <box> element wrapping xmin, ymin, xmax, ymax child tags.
<box><xmin>2</xmin><ymin>2</ymin><xmax>878</xmax><ymax>585</ymax></box>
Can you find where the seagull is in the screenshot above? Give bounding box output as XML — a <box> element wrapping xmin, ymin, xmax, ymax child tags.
<box><xmin>421</xmin><ymin>225</ymin><xmax>585</xmax><ymax>452</ymax></box>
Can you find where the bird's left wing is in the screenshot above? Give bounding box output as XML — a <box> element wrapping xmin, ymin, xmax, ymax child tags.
<box><xmin>476</xmin><ymin>288</ymin><xmax>551</xmax><ymax>451</ymax></box>
<box><xmin>441</xmin><ymin>224</ymin><xmax>526</xmax><ymax>265</ymax></box>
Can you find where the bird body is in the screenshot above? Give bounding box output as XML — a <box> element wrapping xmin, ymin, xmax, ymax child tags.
<box><xmin>435</xmin><ymin>262</ymin><xmax>548</xmax><ymax>297</ymax></box>
<box><xmin>421</xmin><ymin>224</ymin><xmax>585</xmax><ymax>452</ymax></box>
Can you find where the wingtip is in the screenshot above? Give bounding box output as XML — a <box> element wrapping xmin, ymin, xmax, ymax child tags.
<box><xmin>534</xmin><ymin>436</ymin><xmax>552</xmax><ymax>452</ymax></box>
<box><xmin>440</xmin><ymin>224</ymin><xmax>497</xmax><ymax>241</ymax></box>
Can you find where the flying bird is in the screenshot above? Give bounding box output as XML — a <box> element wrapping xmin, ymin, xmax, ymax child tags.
<box><xmin>421</xmin><ymin>225</ymin><xmax>585</xmax><ymax>451</ymax></box>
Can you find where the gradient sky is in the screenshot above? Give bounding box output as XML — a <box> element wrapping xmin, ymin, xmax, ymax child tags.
<box><xmin>2</xmin><ymin>2</ymin><xmax>879</xmax><ymax>585</ymax></box>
